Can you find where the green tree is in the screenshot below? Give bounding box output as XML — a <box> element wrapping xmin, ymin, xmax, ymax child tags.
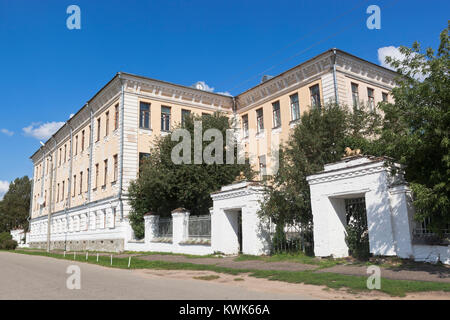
<box><xmin>0</xmin><ymin>176</ymin><xmax>31</xmax><ymax>233</ymax></box>
<box><xmin>378</xmin><ymin>23</ymin><xmax>450</xmax><ymax>234</ymax></box>
<box><xmin>259</xmin><ymin>103</ymin><xmax>380</xmax><ymax>231</ymax></box>
<box><xmin>128</xmin><ymin>112</ymin><xmax>254</xmax><ymax>239</ymax></box>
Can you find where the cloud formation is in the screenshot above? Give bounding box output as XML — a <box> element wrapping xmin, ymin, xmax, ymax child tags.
<box><xmin>192</xmin><ymin>81</ymin><xmax>215</xmax><ymax>92</ymax></box>
<box><xmin>377</xmin><ymin>46</ymin><xmax>404</xmax><ymax>70</ymax></box>
<box><xmin>0</xmin><ymin>129</ymin><xmax>14</xmax><ymax>136</ymax></box>
<box><xmin>23</xmin><ymin>122</ymin><xmax>65</xmax><ymax>141</ymax></box>
<box><xmin>0</xmin><ymin>180</ymin><xmax>9</xmax><ymax>200</ymax></box>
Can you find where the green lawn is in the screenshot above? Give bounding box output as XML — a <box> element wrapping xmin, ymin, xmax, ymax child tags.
<box><xmin>9</xmin><ymin>249</ymin><xmax>450</xmax><ymax>297</ymax></box>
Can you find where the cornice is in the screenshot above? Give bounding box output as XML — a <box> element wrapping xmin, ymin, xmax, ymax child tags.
<box><xmin>236</xmin><ymin>51</ymin><xmax>334</xmax><ymax>111</ymax></box>
<box><xmin>211</xmin><ymin>185</ymin><xmax>265</xmax><ymax>201</ymax></box>
<box><xmin>121</xmin><ymin>73</ymin><xmax>233</xmax><ymax>110</ymax></box>
<box><xmin>307</xmin><ymin>162</ymin><xmax>387</xmax><ymax>185</ymax></box>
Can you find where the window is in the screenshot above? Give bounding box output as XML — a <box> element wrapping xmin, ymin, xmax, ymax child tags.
<box><xmin>57</xmin><ymin>183</ymin><xmax>60</xmax><ymax>203</ymax></box>
<box><xmin>139</xmin><ymin>102</ymin><xmax>150</xmax><ymax>129</ymax></box>
<box><xmin>86</xmin><ymin>168</ymin><xmax>89</xmax><ymax>191</ymax></box>
<box><xmin>113</xmin><ymin>154</ymin><xmax>118</xmax><ymax>182</ymax></box>
<box><xmin>94</xmin><ymin>164</ymin><xmax>99</xmax><ymax>189</ymax></box>
<box><xmin>62</xmin><ymin>181</ymin><xmax>65</xmax><ymax>202</ymax></box>
<box><xmin>81</xmin><ymin>130</ymin><xmax>85</xmax><ymax>152</ymax></box>
<box><xmin>242</xmin><ymin>114</ymin><xmax>249</xmax><ymax>138</ymax></box>
<box><xmin>74</xmin><ymin>135</ymin><xmax>78</xmax><ymax>156</ymax></box>
<box><xmin>139</xmin><ymin>153</ymin><xmax>151</xmax><ymax>172</ymax></box>
<box><xmin>181</xmin><ymin>109</ymin><xmax>191</xmax><ymax>127</ymax></box>
<box><xmin>103</xmin><ymin>159</ymin><xmax>108</xmax><ymax>186</ymax></box>
<box><xmin>161</xmin><ymin>106</ymin><xmax>171</xmax><ymax>131</ymax></box>
<box><xmin>64</xmin><ymin>144</ymin><xmax>67</xmax><ymax>163</ymax></box>
<box><xmin>256</xmin><ymin>108</ymin><xmax>264</xmax><ymax>133</ymax></box>
<box><xmin>367</xmin><ymin>88</ymin><xmax>375</xmax><ymax>111</ymax></box>
<box><xmin>290</xmin><ymin>93</ymin><xmax>300</xmax><ymax>121</ymax></box>
<box><xmin>382</xmin><ymin>92</ymin><xmax>388</xmax><ymax>102</ymax></box>
<box><xmin>44</xmin><ymin>190</ymin><xmax>47</xmax><ymax>207</ymax></box>
<box><xmin>258</xmin><ymin>155</ymin><xmax>267</xmax><ymax>180</ymax></box>
<box><xmin>88</xmin><ymin>125</ymin><xmax>91</xmax><ymax>146</ymax></box>
<box><xmin>351</xmin><ymin>83</ymin><xmax>359</xmax><ymax>109</ymax></box>
<box><xmin>105</xmin><ymin>111</ymin><xmax>109</xmax><ymax>136</ymax></box>
<box><xmin>73</xmin><ymin>175</ymin><xmax>76</xmax><ymax>197</ymax></box>
<box><xmin>114</xmin><ymin>104</ymin><xmax>119</xmax><ymax>130</ymax></box>
<box><xmin>272</xmin><ymin>101</ymin><xmax>281</xmax><ymax>128</ymax></box>
<box><xmin>79</xmin><ymin>171</ymin><xmax>83</xmax><ymax>195</ymax></box>
<box><xmin>310</xmin><ymin>84</ymin><xmax>321</xmax><ymax>109</ymax></box>
<box><xmin>96</xmin><ymin>118</ymin><xmax>101</xmax><ymax>141</ymax></box>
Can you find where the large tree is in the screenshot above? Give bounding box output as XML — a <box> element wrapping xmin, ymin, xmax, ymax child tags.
<box><xmin>259</xmin><ymin>102</ymin><xmax>381</xmax><ymax>230</ymax></box>
<box><xmin>128</xmin><ymin>112</ymin><xmax>254</xmax><ymax>239</ymax></box>
<box><xmin>0</xmin><ymin>176</ymin><xmax>31</xmax><ymax>233</ymax></box>
<box><xmin>377</xmin><ymin>23</ymin><xmax>450</xmax><ymax>234</ymax></box>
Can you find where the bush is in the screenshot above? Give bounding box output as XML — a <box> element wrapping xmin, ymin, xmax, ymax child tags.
<box><xmin>0</xmin><ymin>232</ymin><xmax>12</xmax><ymax>242</ymax></box>
<box><xmin>0</xmin><ymin>239</ymin><xmax>17</xmax><ymax>250</ymax></box>
<box><xmin>0</xmin><ymin>232</ymin><xmax>17</xmax><ymax>250</ymax></box>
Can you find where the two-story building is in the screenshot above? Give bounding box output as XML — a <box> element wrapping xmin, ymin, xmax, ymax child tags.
<box><xmin>28</xmin><ymin>48</ymin><xmax>397</xmax><ymax>252</ymax></box>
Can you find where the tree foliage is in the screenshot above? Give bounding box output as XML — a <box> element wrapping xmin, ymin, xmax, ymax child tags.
<box><xmin>0</xmin><ymin>176</ymin><xmax>31</xmax><ymax>233</ymax></box>
<box><xmin>128</xmin><ymin>112</ymin><xmax>254</xmax><ymax>239</ymax></box>
<box><xmin>259</xmin><ymin>103</ymin><xmax>381</xmax><ymax>229</ymax></box>
<box><xmin>377</xmin><ymin>23</ymin><xmax>450</xmax><ymax>233</ymax></box>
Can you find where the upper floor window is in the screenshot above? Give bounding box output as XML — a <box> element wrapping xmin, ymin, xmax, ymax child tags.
<box><xmin>105</xmin><ymin>111</ymin><xmax>110</xmax><ymax>136</ymax></box>
<box><xmin>290</xmin><ymin>93</ymin><xmax>300</xmax><ymax>121</ymax></box>
<box><xmin>309</xmin><ymin>84</ymin><xmax>321</xmax><ymax>109</ymax></box>
<box><xmin>256</xmin><ymin>108</ymin><xmax>264</xmax><ymax>133</ymax></box>
<box><xmin>242</xmin><ymin>114</ymin><xmax>249</xmax><ymax>138</ymax></box>
<box><xmin>272</xmin><ymin>101</ymin><xmax>281</xmax><ymax>128</ymax></box>
<box><xmin>103</xmin><ymin>159</ymin><xmax>108</xmax><ymax>186</ymax></box>
<box><xmin>96</xmin><ymin>118</ymin><xmax>101</xmax><ymax>142</ymax></box>
<box><xmin>139</xmin><ymin>102</ymin><xmax>151</xmax><ymax>129</ymax></box>
<box><xmin>181</xmin><ymin>109</ymin><xmax>191</xmax><ymax>127</ymax></box>
<box><xmin>75</xmin><ymin>135</ymin><xmax>78</xmax><ymax>156</ymax></box>
<box><xmin>139</xmin><ymin>153</ymin><xmax>151</xmax><ymax>173</ymax></box>
<box><xmin>382</xmin><ymin>92</ymin><xmax>388</xmax><ymax>103</ymax></box>
<box><xmin>81</xmin><ymin>130</ymin><xmax>85</xmax><ymax>152</ymax></box>
<box><xmin>73</xmin><ymin>175</ymin><xmax>77</xmax><ymax>198</ymax></box>
<box><xmin>351</xmin><ymin>83</ymin><xmax>359</xmax><ymax>109</ymax></box>
<box><xmin>161</xmin><ymin>106</ymin><xmax>171</xmax><ymax>132</ymax></box>
<box><xmin>64</xmin><ymin>144</ymin><xmax>67</xmax><ymax>163</ymax></box>
<box><xmin>113</xmin><ymin>154</ymin><xmax>118</xmax><ymax>182</ymax></box>
<box><xmin>367</xmin><ymin>88</ymin><xmax>375</xmax><ymax>111</ymax></box>
<box><xmin>94</xmin><ymin>164</ymin><xmax>99</xmax><ymax>189</ymax></box>
<box><xmin>114</xmin><ymin>104</ymin><xmax>119</xmax><ymax>130</ymax></box>
<box><xmin>79</xmin><ymin>171</ymin><xmax>83</xmax><ymax>195</ymax></box>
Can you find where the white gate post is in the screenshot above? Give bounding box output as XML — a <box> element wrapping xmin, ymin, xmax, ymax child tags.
<box><xmin>144</xmin><ymin>212</ymin><xmax>159</xmax><ymax>245</ymax></box>
<box><xmin>172</xmin><ymin>208</ymin><xmax>190</xmax><ymax>246</ymax></box>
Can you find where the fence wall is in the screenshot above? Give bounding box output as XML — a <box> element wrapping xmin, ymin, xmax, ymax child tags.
<box><xmin>125</xmin><ymin>209</ymin><xmax>213</xmax><ymax>255</ymax></box>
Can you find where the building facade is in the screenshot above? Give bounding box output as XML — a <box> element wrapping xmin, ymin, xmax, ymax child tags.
<box><xmin>28</xmin><ymin>49</ymin><xmax>397</xmax><ymax>252</ymax></box>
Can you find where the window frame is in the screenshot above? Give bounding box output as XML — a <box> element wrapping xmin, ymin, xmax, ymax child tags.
<box><xmin>272</xmin><ymin>101</ymin><xmax>281</xmax><ymax>128</ymax></box>
<box><xmin>139</xmin><ymin>102</ymin><xmax>151</xmax><ymax>129</ymax></box>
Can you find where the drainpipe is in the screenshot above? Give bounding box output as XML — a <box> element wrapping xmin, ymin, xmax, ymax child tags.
<box><xmin>87</xmin><ymin>103</ymin><xmax>94</xmax><ymax>228</ymax></box>
<box><xmin>45</xmin><ymin>137</ymin><xmax>57</xmax><ymax>252</ymax></box>
<box><xmin>64</xmin><ymin>123</ymin><xmax>74</xmax><ymax>251</ymax></box>
<box><xmin>118</xmin><ymin>74</ymin><xmax>125</xmax><ymax>221</ymax></box>
<box><xmin>332</xmin><ymin>49</ymin><xmax>339</xmax><ymax>105</ymax></box>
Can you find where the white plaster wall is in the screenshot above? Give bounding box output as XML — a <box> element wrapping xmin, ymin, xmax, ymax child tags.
<box><xmin>211</xmin><ymin>182</ymin><xmax>270</xmax><ymax>256</ymax></box>
<box><xmin>413</xmin><ymin>245</ymin><xmax>450</xmax><ymax>265</ymax></box>
<box><xmin>308</xmin><ymin>161</ymin><xmax>398</xmax><ymax>257</ymax></box>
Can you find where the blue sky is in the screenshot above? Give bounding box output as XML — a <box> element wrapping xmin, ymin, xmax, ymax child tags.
<box><xmin>0</xmin><ymin>0</ymin><xmax>448</xmax><ymax>197</ymax></box>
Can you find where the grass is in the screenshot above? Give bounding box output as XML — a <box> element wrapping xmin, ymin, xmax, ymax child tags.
<box><xmin>122</xmin><ymin>250</ymin><xmax>224</xmax><ymax>259</ymax></box>
<box><xmin>9</xmin><ymin>249</ymin><xmax>450</xmax><ymax>297</ymax></box>
<box><xmin>234</xmin><ymin>278</ymin><xmax>244</xmax><ymax>281</ymax></box>
<box><xmin>193</xmin><ymin>275</ymin><xmax>220</xmax><ymax>281</ymax></box>
<box><xmin>234</xmin><ymin>252</ymin><xmax>346</xmax><ymax>269</ymax></box>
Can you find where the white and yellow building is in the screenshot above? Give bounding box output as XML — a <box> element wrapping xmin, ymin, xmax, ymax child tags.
<box><xmin>28</xmin><ymin>49</ymin><xmax>397</xmax><ymax>251</ymax></box>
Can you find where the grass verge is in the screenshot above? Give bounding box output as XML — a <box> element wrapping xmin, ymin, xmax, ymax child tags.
<box><xmin>9</xmin><ymin>249</ymin><xmax>450</xmax><ymax>297</ymax></box>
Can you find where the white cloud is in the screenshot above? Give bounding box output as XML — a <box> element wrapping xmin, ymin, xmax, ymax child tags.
<box><xmin>217</xmin><ymin>91</ymin><xmax>232</xmax><ymax>96</ymax></box>
<box><xmin>0</xmin><ymin>180</ymin><xmax>9</xmax><ymax>200</ymax></box>
<box><xmin>378</xmin><ymin>46</ymin><xmax>427</xmax><ymax>81</ymax></box>
<box><xmin>192</xmin><ymin>81</ymin><xmax>215</xmax><ymax>92</ymax></box>
<box><xmin>377</xmin><ymin>46</ymin><xmax>405</xmax><ymax>70</ymax></box>
<box><xmin>0</xmin><ymin>129</ymin><xmax>14</xmax><ymax>136</ymax></box>
<box><xmin>23</xmin><ymin>121</ymin><xmax>65</xmax><ymax>140</ymax></box>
